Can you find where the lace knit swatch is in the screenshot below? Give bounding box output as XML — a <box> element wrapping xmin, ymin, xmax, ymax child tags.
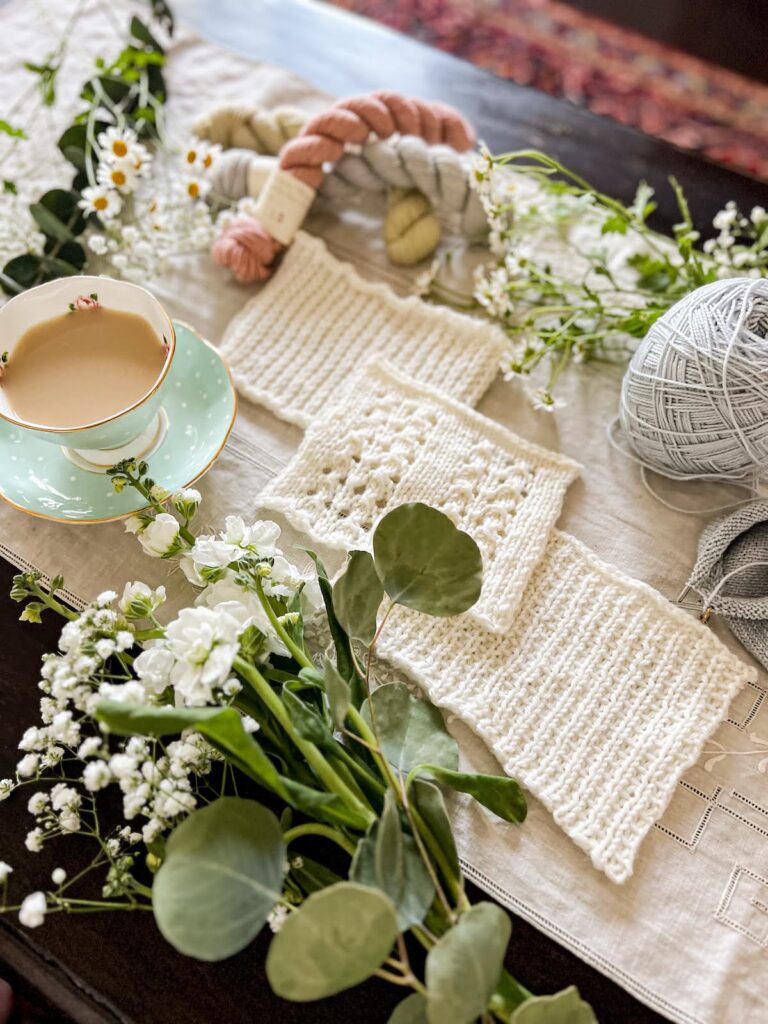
<box><xmin>379</xmin><ymin>529</ymin><xmax>756</xmax><ymax>883</ymax></box>
<box><xmin>259</xmin><ymin>360</ymin><xmax>581</xmax><ymax>633</ymax></box>
<box><xmin>219</xmin><ymin>231</ymin><xmax>506</xmax><ymax>427</ymax></box>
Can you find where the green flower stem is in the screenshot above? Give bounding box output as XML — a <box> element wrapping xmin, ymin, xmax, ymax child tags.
<box><xmin>330</xmin><ymin>744</ymin><xmax>386</xmax><ymax>799</ymax></box>
<box><xmin>489</xmin><ymin>972</ymin><xmax>533</xmax><ymax>1019</ymax></box>
<box><xmin>283</xmin><ymin>823</ymin><xmax>356</xmax><ymax>856</ymax></box>
<box><xmin>27</xmin><ymin>581</ymin><xmax>77</xmax><ymax>621</ymax></box>
<box><xmin>233</xmin><ymin>656</ymin><xmax>374</xmax><ymax>826</ymax></box>
<box><xmin>252</xmin><ymin>578</ymin><xmax>313</xmax><ymax>669</ymax></box>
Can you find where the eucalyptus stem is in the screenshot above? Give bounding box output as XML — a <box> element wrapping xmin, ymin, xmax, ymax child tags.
<box><xmin>283</xmin><ymin>823</ymin><xmax>356</xmax><ymax>856</ymax></box>
<box><xmin>233</xmin><ymin>656</ymin><xmax>373</xmax><ymax>825</ymax></box>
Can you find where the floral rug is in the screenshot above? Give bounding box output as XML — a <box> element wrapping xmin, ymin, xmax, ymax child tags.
<box><xmin>326</xmin><ymin>0</ymin><xmax>768</xmax><ymax>182</ymax></box>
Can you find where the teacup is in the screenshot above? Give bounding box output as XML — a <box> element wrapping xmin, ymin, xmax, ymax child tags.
<box><xmin>0</xmin><ymin>275</ymin><xmax>175</xmax><ymax>472</ymax></box>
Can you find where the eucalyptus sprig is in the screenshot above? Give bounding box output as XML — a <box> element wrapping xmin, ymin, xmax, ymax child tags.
<box><xmin>1</xmin><ymin>471</ymin><xmax>597</xmax><ymax>1023</ymax></box>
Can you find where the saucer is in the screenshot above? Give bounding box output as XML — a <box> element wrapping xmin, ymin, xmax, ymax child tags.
<box><xmin>0</xmin><ymin>321</ymin><xmax>237</xmax><ymax>524</ymax></box>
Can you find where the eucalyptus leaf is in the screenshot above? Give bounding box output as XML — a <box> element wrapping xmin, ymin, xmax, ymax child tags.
<box><xmin>266</xmin><ymin>881</ymin><xmax>398</xmax><ymax>1001</ymax></box>
<box><xmin>2</xmin><ymin>254</ymin><xmax>42</xmax><ymax>294</ymax></box>
<box><xmin>323</xmin><ymin>656</ymin><xmax>350</xmax><ymax>730</ymax></box>
<box><xmin>362</xmin><ymin>682</ymin><xmax>458</xmax><ymax>775</ymax></box>
<box><xmin>510</xmin><ymin>987</ymin><xmax>598</xmax><ymax>1024</ymax></box>
<box><xmin>350</xmin><ymin>790</ymin><xmax>434</xmax><ymax>930</ymax></box>
<box><xmin>281</xmin><ymin>777</ymin><xmax>371</xmax><ymax>831</ymax></box>
<box><xmin>153</xmin><ymin>797</ymin><xmax>284</xmax><ymax>961</ymax></box>
<box><xmin>425</xmin><ymin>902</ymin><xmax>512</xmax><ymax>1024</ymax></box>
<box><xmin>372</xmin><ymin>503</ymin><xmax>482</xmax><ymax>616</ymax></box>
<box><xmin>57</xmin><ymin>124</ymin><xmax>88</xmax><ymax>170</ymax></box>
<box><xmin>418</xmin><ymin>765</ymin><xmax>527</xmax><ymax>824</ymax></box>
<box><xmin>332</xmin><ymin>550</ymin><xmax>383</xmax><ymax>644</ymax></box>
<box><xmin>388</xmin><ymin>994</ymin><xmax>428</xmax><ymax>1023</ymax></box>
<box><xmin>32</xmin><ymin>189</ymin><xmax>86</xmax><ymax>240</ymax></box>
<box><xmin>410</xmin><ymin>779</ymin><xmax>459</xmax><ymax>883</ymax></box>
<box><xmin>96</xmin><ymin>701</ymin><xmax>286</xmax><ymax>798</ymax></box>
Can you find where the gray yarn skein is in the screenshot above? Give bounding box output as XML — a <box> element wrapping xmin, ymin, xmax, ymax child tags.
<box><xmin>618</xmin><ymin>277</ymin><xmax>768</xmax><ymax>481</ymax></box>
<box><xmin>211</xmin><ymin>139</ymin><xmax>488</xmax><ymax>236</ymax></box>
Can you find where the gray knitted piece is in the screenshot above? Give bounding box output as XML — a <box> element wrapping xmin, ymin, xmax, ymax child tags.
<box><xmin>688</xmin><ymin>499</ymin><xmax>768</xmax><ymax>667</ymax></box>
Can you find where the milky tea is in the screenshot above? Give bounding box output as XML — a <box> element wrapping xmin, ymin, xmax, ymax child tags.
<box><xmin>2</xmin><ymin>306</ymin><xmax>168</xmax><ymax>429</ymax></box>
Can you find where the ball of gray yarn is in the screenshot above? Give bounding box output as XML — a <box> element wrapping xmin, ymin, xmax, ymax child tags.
<box><xmin>618</xmin><ymin>277</ymin><xmax>768</xmax><ymax>480</ymax></box>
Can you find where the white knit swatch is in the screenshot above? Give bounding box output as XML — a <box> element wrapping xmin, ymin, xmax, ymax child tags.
<box><xmin>259</xmin><ymin>360</ymin><xmax>581</xmax><ymax>633</ymax></box>
<box><xmin>379</xmin><ymin>529</ymin><xmax>757</xmax><ymax>883</ymax></box>
<box><xmin>220</xmin><ymin>231</ymin><xmax>506</xmax><ymax>427</ymax></box>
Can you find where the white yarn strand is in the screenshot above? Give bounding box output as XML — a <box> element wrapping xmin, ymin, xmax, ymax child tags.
<box><xmin>618</xmin><ymin>277</ymin><xmax>768</xmax><ymax>482</ymax></box>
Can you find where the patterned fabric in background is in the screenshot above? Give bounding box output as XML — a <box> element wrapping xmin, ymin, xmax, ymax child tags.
<box><xmin>326</xmin><ymin>0</ymin><xmax>768</xmax><ymax>182</ymax></box>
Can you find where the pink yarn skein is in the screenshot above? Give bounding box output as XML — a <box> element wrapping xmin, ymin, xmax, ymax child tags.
<box><xmin>212</xmin><ymin>90</ymin><xmax>476</xmax><ymax>284</ymax></box>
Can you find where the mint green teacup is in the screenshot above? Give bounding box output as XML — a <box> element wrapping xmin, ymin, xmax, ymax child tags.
<box><xmin>0</xmin><ymin>275</ymin><xmax>176</xmax><ymax>472</ymax></box>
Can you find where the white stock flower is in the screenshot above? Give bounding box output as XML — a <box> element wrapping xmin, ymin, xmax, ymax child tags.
<box><xmin>172</xmin><ymin>488</ymin><xmax>201</xmax><ymax>519</ymax></box>
<box><xmin>138</xmin><ymin>513</ymin><xmax>182</xmax><ymax>558</ymax></box>
<box><xmin>119</xmin><ymin>581</ymin><xmax>167</xmax><ymax>619</ymax></box>
<box><xmin>165</xmin><ymin>604</ymin><xmax>246</xmax><ymax>706</ymax></box>
<box><xmin>19</xmin><ymin>891</ymin><xmax>47</xmax><ymax>928</ymax></box>
<box><xmin>124</xmin><ymin>515</ymin><xmax>146</xmax><ymax>535</ymax></box>
<box><xmin>134</xmin><ymin>646</ymin><xmax>175</xmax><ymax>695</ymax></box>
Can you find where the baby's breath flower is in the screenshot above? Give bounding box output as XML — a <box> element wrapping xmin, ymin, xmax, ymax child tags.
<box><xmin>0</xmin><ymin>862</ymin><xmax>12</xmax><ymax>883</ymax></box>
<box><xmin>51</xmin><ymin>867</ymin><xmax>66</xmax><ymax>886</ymax></box>
<box><xmin>19</xmin><ymin>891</ymin><xmax>47</xmax><ymax>928</ymax></box>
<box><xmin>0</xmin><ymin>780</ymin><xmax>13</xmax><ymax>802</ymax></box>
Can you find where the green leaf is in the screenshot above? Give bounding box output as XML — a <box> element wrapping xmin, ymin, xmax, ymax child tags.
<box><xmin>153</xmin><ymin>797</ymin><xmax>284</xmax><ymax>961</ymax></box>
<box><xmin>425</xmin><ymin>902</ymin><xmax>512</xmax><ymax>1024</ymax></box>
<box><xmin>350</xmin><ymin>790</ymin><xmax>434</xmax><ymax>930</ymax></box>
<box><xmin>130</xmin><ymin>15</ymin><xmax>164</xmax><ymax>52</ymax></box>
<box><xmin>95</xmin><ymin>701</ymin><xmax>287</xmax><ymax>799</ymax></box>
<box><xmin>410</xmin><ymin>779</ymin><xmax>459</xmax><ymax>881</ymax></box>
<box><xmin>291</xmin><ymin>854</ymin><xmax>343</xmax><ymax>895</ymax></box>
<box><xmin>303</xmin><ymin>548</ymin><xmax>361</xmax><ymax>706</ymax></box>
<box><xmin>2</xmin><ymin>179</ymin><xmax>16</xmax><ymax>194</ymax></box>
<box><xmin>266</xmin><ymin>881</ymin><xmax>398</xmax><ymax>1000</ymax></box>
<box><xmin>31</xmin><ymin>189</ymin><xmax>87</xmax><ymax>242</ymax></box>
<box><xmin>388</xmin><ymin>994</ymin><xmax>428</xmax><ymax>1023</ymax></box>
<box><xmin>510</xmin><ymin>987</ymin><xmax>598</xmax><ymax>1023</ymax></box>
<box><xmin>323</xmin><ymin>657</ymin><xmax>350</xmax><ymax>730</ymax></box>
<box><xmin>372</xmin><ymin>503</ymin><xmax>482</xmax><ymax>616</ymax></box>
<box><xmin>0</xmin><ymin>120</ymin><xmax>26</xmax><ymax>139</ymax></box>
<box><xmin>283</xmin><ymin>685</ymin><xmax>332</xmax><ymax>747</ymax></box>
<box><xmin>2</xmin><ymin>254</ymin><xmax>42</xmax><ymax>294</ymax></box>
<box><xmin>332</xmin><ymin>550</ymin><xmax>384</xmax><ymax>644</ymax></box>
<box><xmin>57</xmin><ymin>124</ymin><xmax>88</xmax><ymax>171</ymax></box>
<box><xmin>362</xmin><ymin>682</ymin><xmax>458</xmax><ymax>775</ymax></box>
<box><xmin>600</xmin><ymin>213</ymin><xmax>628</xmax><ymax>235</ymax></box>
<box><xmin>417</xmin><ymin>766</ymin><xmax>527</xmax><ymax>824</ymax></box>
<box><xmin>281</xmin><ymin>777</ymin><xmax>371</xmax><ymax>831</ymax></box>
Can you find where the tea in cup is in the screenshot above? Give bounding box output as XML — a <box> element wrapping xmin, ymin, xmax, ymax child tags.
<box><xmin>0</xmin><ymin>276</ymin><xmax>175</xmax><ymax>471</ymax></box>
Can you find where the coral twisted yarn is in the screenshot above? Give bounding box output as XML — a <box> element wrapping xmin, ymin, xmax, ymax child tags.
<box><xmin>212</xmin><ymin>90</ymin><xmax>475</xmax><ymax>283</ymax></box>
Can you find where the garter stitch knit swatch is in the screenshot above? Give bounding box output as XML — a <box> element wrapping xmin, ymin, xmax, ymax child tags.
<box><xmin>378</xmin><ymin>530</ymin><xmax>757</xmax><ymax>883</ymax></box>
<box><xmin>259</xmin><ymin>360</ymin><xmax>581</xmax><ymax>633</ymax></box>
<box><xmin>219</xmin><ymin>231</ymin><xmax>506</xmax><ymax>427</ymax></box>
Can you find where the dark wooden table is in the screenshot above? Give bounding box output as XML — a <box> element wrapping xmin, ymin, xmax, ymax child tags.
<box><xmin>3</xmin><ymin>1</ymin><xmax>768</xmax><ymax>1021</ymax></box>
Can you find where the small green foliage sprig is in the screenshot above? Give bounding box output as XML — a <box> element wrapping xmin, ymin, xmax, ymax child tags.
<box><xmin>432</xmin><ymin>149</ymin><xmax>768</xmax><ymax>409</ymax></box>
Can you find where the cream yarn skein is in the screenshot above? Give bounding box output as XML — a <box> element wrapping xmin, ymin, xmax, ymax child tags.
<box><xmin>618</xmin><ymin>277</ymin><xmax>768</xmax><ymax>481</ymax></box>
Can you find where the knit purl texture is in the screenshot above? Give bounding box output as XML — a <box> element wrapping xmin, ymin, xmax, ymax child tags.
<box><xmin>379</xmin><ymin>529</ymin><xmax>757</xmax><ymax>883</ymax></box>
<box><xmin>259</xmin><ymin>359</ymin><xmax>581</xmax><ymax>633</ymax></box>
<box><xmin>219</xmin><ymin>231</ymin><xmax>506</xmax><ymax>427</ymax></box>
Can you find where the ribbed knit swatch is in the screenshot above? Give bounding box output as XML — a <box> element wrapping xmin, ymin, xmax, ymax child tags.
<box><xmin>219</xmin><ymin>231</ymin><xmax>506</xmax><ymax>427</ymax></box>
<box><xmin>259</xmin><ymin>360</ymin><xmax>581</xmax><ymax>633</ymax></box>
<box><xmin>379</xmin><ymin>529</ymin><xmax>756</xmax><ymax>883</ymax></box>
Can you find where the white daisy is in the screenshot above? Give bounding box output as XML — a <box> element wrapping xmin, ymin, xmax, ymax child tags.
<box><xmin>78</xmin><ymin>186</ymin><xmax>122</xmax><ymax>220</ymax></box>
<box><xmin>97</xmin><ymin>158</ymin><xmax>138</xmax><ymax>194</ymax></box>
<box><xmin>97</xmin><ymin>126</ymin><xmax>138</xmax><ymax>162</ymax></box>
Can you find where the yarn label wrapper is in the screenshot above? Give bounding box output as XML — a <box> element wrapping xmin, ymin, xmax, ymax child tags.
<box><xmin>253</xmin><ymin>167</ymin><xmax>316</xmax><ymax>246</ymax></box>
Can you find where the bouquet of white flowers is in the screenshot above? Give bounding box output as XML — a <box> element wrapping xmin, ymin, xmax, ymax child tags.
<box><xmin>0</xmin><ymin>458</ymin><xmax>595</xmax><ymax>1023</ymax></box>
